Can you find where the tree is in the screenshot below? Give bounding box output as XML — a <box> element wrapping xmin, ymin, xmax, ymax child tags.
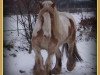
<box><xmin>15</xmin><ymin>0</ymin><xmax>41</xmax><ymax>53</ymax></box>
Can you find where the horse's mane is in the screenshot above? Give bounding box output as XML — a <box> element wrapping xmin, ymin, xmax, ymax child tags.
<box><xmin>42</xmin><ymin>12</ymin><xmax>51</xmax><ymax>37</ymax></box>
<box><xmin>32</xmin><ymin>18</ymin><xmax>41</xmax><ymax>37</ymax></box>
<box><xmin>32</xmin><ymin>1</ymin><xmax>54</xmax><ymax>37</ymax></box>
<box><xmin>32</xmin><ymin>12</ymin><xmax>51</xmax><ymax>37</ymax></box>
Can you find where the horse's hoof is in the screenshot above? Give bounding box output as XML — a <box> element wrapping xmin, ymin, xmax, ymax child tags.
<box><xmin>33</xmin><ymin>68</ymin><xmax>46</xmax><ymax>75</ymax></box>
<box><xmin>34</xmin><ymin>70</ymin><xmax>46</xmax><ymax>75</ymax></box>
<box><xmin>67</xmin><ymin>59</ymin><xmax>76</xmax><ymax>71</ymax></box>
<box><xmin>51</xmin><ymin>67</ymin><xmax>61</xmax><ymax>74</ymax></box>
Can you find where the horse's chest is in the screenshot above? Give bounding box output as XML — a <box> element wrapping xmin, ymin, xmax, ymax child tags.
<box><xmin>32</xmin><ymin>29</ymin><xmax>50</xmax><ymax>49</ymax></box>
<box><xmin>40</xmin><ymin>37</ymin><xmax>50</xmax><ymax>49</ymax></box>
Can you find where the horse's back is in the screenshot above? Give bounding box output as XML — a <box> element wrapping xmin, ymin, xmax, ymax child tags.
<box><xmin>59</xmin><ymin>12</ymin><xmax>75</xmax><ymax>23</ymax></box>
<box><xmin>55</xmin><ymin>12</ymin><xmax>76</xmax><ymax>43</ymax></box>
<box><xmin>59</xmin><ymin>12</ymin><xmax>76</xmax><ymax>27</ymax></box>
<box><xmin>56</xmin><ymin>12</ymin><xmax>73</xmax><ymax>39</ymax></box>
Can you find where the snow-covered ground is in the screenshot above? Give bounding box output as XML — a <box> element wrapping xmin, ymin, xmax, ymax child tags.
<box><xmin>4</xmin><ymin>40</ymin><xmax>96</xmax><ymax>75</ymax></box>
<box><xmin>4</xmin><ymin>12</ymin><xmax>96</xmax><ymax>75</ymax></box>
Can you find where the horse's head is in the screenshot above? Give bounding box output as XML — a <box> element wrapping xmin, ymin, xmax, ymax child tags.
<box><xmin>32</xmin><ymin>1</ymin><xmax>55</xmax><ymax>37</ymax></box>
<box><xmin>41</xmin><ymin>1</ymin><xmax>55</xmax><ymax>9</ymax></box>
<box><xmin>38</xmin><ymin>0</ymin><xmax>55</xmax><ymax>17</ymax></box>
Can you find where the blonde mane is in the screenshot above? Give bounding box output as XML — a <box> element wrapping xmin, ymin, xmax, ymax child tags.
<box><xmin>32</xmin><ymin>12</ymin><xmax>51</xmax><ymax>37</ymax></box>
<box><xmin>32</xmin><ymin>18</ymin><xmax>41</xmax><ymax>37</ymax></box>
<box><xmin>42</xmin><ymin>12</ymin><xmax>51</xmax><ymax>37</ymax></box>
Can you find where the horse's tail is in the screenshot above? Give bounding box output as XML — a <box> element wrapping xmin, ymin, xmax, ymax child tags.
<box><xmin>73</xmin><ymin>43</ymin><xmax>83</xmax><ymax>61</ymax></box>
<box><xmin>62</xmin><ymin>43</ymin><xmax>83</xmax><ymax>62</ymax></box>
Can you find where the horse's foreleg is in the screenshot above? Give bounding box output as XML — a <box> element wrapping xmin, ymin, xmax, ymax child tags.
<box><xmin>45</xmin><ymin>52</ymin><xmax>53</xmax><ymax>75</ymax></box>
<box><xmin>33</xmin><ymin>48</ymin><xmax>46</xmax><ymax>75</ymax></box>
<box><xmin>51</xmin><ymin>49</ymin><xmax>62</xmax><ymax>74</ymax></box>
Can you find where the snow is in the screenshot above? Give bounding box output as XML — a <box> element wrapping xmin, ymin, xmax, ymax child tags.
<box><xmin>71</xmin><ymin>12</ymin><xmax>95</xmax><ymax>25</ymax></box>
<box><xmin>4</xmin><ymin>40</ymin><xmax>96</xmax><ymax>75</ymax></box>
<box><xmin>4</xmin><ymin>12</ymin><xmax>96</xmax><ymax>75</ymax></box>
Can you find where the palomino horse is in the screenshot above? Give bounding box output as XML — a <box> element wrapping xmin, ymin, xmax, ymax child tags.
<box><xmin>31</xmin><ymin>1</ymin><xmax>82</xmax><ymax>75</ymax></box>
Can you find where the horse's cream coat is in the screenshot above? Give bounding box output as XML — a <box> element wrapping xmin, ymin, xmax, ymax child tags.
<box><xmin>51</xmin><ymin>8</ymin><xmax>76</xmax><ymax>42</ymax></box>
<box><xmin>59</xmin><ymin>12</ymin><xmax>77</xmax><ymax>40</ymax></box>
<box><xmin>57</xmin><ymin>12</ymin><xmax>71</xmax><ymax>40</ymax></box>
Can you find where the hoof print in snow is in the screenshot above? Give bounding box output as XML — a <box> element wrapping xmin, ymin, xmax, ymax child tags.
<box><xmin>9</xmin><ymin>53</ymin><xmax>17</xmax><ymax>57</ymax></box>
<box><xmin>19</xmin><ymin>70</ymin><xmax>26</xmax><ymax>73</ymax></box>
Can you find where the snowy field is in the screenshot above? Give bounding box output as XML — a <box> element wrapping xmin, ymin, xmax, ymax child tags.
<box><xmin>4</xmin><ymin>12</ymin><xmax>96</xmax><ymax>75</ymax></box>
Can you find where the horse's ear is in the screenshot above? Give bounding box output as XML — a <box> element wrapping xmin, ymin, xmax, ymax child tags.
<box><xmin>39</xmin><ymin>1</ymin><xmax>43</xmax><ymax>9</ymax></box>
<box><xmin>51</xmin><ymin>3</ymin><xmax>55</xmax><ymax>8</ymax></box>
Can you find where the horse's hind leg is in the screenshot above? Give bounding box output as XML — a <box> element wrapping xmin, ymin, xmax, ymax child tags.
<box><xmin>51</xmin><ymin>49</ymin><xmax>62</xmax><ymax>74</ymax></box>
<box><xmin>66</xmin><ymin>43</ymin><xmax>76</xmax><ymax>71</ymax></box>
<box><xmin>33</xmin><ymin>48</ymin><xmax>46</xmax><ymax>75</ymax></box>
<box><xmin>66</xmin><ymin>42</ymin><xmax>82</xmax><ymax>71</ymax></box>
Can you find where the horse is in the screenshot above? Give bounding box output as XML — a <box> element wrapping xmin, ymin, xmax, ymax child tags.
<box><xmin>31</xmin><ymin>1</ymin><xmax>82</xmax><ymax>75</ymax></box>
